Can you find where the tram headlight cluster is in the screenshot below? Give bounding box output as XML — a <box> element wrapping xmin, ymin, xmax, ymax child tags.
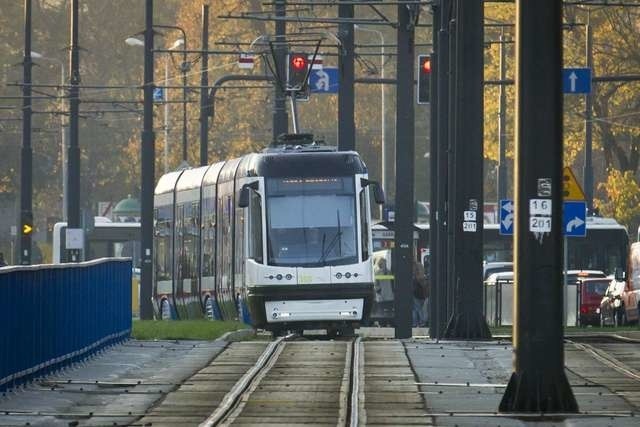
<box><xmin>335</xmin><ymin>272</ymin><xmax>359</xmax><ymax>280</ymax></box>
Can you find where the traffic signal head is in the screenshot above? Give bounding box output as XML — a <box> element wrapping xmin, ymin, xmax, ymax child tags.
<box><xmin>417</xmin><ymin>55</ymin><xmax>432</xmax><ymax>104</ymax></box>
<box><xmin>287</xmin><ymin>53</ymin><xmax>309</xmax><ymax>91</ymax></box>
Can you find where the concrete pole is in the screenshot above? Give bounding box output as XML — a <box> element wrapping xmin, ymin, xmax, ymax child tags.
<box><xmin>443</xmin><ymin>0</ymin><xmax>490</xmax><ymax>339</ymax></box>
<box><xmin>583</xmin><ymin>20</ymin><xmax>594</xmax><ymax>211</ymax></box>
<box><xmin>499</xmin><ymin>0</ymin><xmax>578</xmax><ymax>412</ymax></box>
<box><xmin>199</xmin><ymin>4</ymin><xmax>209</xmax><ymax>166</ymax></box>
<box><xmin>497</xmin><ymin>30</ymin><xmax>508</xmax><ymax>201</ymax></box>
<box><xmin>140</xmin><ymin>0</ymin><xmax>155</xmax><ymax>320</ymax></box>
<box><xmin>273</xmin><ymin>0</ymin><xmax>288</xmax><ymax>139</ymax></box>
<box><xmin>393</xmin><ymin>4</ymin><xmax>418</xmax><ymax>339</ymax></box>
<box><xmin>66</xmin><ymin>0</ymin><xmax>81</xmax><ymax>262</ymax></box>
<box><xmin>20</xmin><ymin>0</ymin><xmax>33</xmax><ymax>265</ymax></box>
<box><xmin>338</xmin><ymin>1</ymin><xmax>355</xmax><ymax>151</ymax></box>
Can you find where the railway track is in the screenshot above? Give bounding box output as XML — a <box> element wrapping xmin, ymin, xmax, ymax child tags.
<box><xmin>200</xmin><ymin>336</ymin><xmax>361</xmax><ymax>426</ymax></box>
<box><xmin>566</xmin><ymin>335</ymin><xmax>640</xmax><ymax>410</ymax></box>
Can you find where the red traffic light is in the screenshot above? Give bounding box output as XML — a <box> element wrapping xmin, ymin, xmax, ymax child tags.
<box><xmin>291</xmin><ymin>54</ymin><xmax>307</xmax><ymax>71</ymax></box>
<box><xmin>421</xmin><ymin>56</ymin><xmax>432</xmax><ymax>74</ymax></box>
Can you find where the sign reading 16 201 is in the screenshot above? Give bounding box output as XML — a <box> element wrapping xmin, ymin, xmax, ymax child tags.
<box><xmin>529</xmin><ymin>198</ymin><xmax>552</xmax><ymax>233</ymax></box>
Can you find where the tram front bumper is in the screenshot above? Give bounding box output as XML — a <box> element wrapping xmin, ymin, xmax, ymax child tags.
<box><xmin>247</xmin><ymin>282</ymin><xmax>374</xmax><ymax>329</ymax></box>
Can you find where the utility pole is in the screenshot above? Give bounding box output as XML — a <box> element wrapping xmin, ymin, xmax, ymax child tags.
<box><xmin>583</xmin><ymin>18</ymin><xmax>594</xmax><ymax>211</ymax></box>
<box><xmin>393</xmin><ymin>4</ymin><xmax>419</xmax><ymax>339</ymax></box>
<box><xmin>19</xmin><ymin>0</ymin><xmax>33</xmax><ymax>265</ymax></box>
<box><xmin>444</xmin><ymin>0</ymin><xmax>490</xmax><ymax>339</ymax></box>
<box><xmin>200</xmin><ymin>4</ymin><xmax>209</xmax><ymax>166</ymax></box>
<box><xmin>140</xmin><ymin>0</ymin><xmax>155</xmax><ymax>320</ymax></box>
<box><xmin>433</xmin><ymin>0</ymin><xmax>451</xmax><ymax>339</ymax></box>
<box><xmin>66</xmin><ymin>0</ymin><xmax>81</xmax><ymax>262</ymax></box>
<box><xmin>338</xmin><ymin>0</ymin><xmax>355</xmax><ymax>151</ymax></box>
<box><xmin>273</xmin><ymin>0</ymin><xmax>288</xmax><ymax>139</ymax></box>
<box><xmin>445</xmin><ymin>4</ymin><xmax>457</xmax><ymax>331</ymax></box>
<box><xmin>497</xmin><ymin>29</ymin><xmax>508</xmax><ymax>201</ymax></box>
<box><xmin>499</xmin><ymin>0</ymin><xmax>578</xmax><ymax>412</ymax></box>
<box><xmin>428</xmin><ymin>0</ymin><xmax>441</xmax><ymax>339</ymax></box>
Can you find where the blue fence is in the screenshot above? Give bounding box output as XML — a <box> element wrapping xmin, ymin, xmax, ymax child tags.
<box><xmin>0</xmin><ymin>258</ymin><xmax>132</xmax><ymax>391</ymax></box>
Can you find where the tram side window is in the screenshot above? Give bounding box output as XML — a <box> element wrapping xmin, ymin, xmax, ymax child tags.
<box><xmin>249</xmin><ymin>190</ymin><xmax>263</xmax><ymax>262</ymax></box>
<box><xmin>154</xmin><ymin>206</ymin><xmax>172</xmax><ymax>281</ymax></box>
<box><xmin>359</xmin><ymin>189</ymin><xmax>369</xmax><ymax>261</ymax></box>
<box><xmin>202</xmin><ymin>186</ymin><xmax>216</xmax><ymax>277</ymax></box>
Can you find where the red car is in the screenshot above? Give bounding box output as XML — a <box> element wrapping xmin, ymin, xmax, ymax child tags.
<box><xmin>578</xmin><ymin>277</ymin><xmax>610</xmax><ymax>326</ymax></box>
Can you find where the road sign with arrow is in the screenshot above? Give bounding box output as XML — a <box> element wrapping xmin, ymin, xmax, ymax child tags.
<box><xmin>563</xmin><ymin>201</ymin><xmax>587</xmax><ymax>237</ymax></box>
<box><xmin>499</xmin><ymin>199</ymin><xmax>514</xmax><ymax>235</ymax></box>
<box><xmin>562</xmin><ymin>68</ymin><xmax>591</xmax><ymax>94</ymax></box>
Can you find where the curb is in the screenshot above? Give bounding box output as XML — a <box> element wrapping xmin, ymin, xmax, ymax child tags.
<box><xmin>218</xmin><ymin>328</ymin><xmax>256</xmax><ymax>342</ymax></box>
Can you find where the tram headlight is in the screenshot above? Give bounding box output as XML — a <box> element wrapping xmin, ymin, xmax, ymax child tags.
<box><xmin>335</xmin><ymin>272</ymin><xmax>342</xmax><ymax>279</ymax></box>
<box><xmin>276</xmin><ymin>274</ymin><xmax>283</xmax><ymax>280</ymax></box>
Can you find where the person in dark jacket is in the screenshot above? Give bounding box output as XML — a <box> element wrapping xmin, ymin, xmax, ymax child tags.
<box><xmin>412</xmin><ymin>259</ymin><xmax>428</xmax><ymax>327</ymax></box>
<box><xmin>0</xmin><ymin>252</ymin><xmax>7</xmax><ymax>267</ymax></box>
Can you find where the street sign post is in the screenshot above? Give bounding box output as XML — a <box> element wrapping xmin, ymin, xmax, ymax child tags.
<box><xmin>562</xmin><ymin>68</ymin><xmax>591</xmax><ymax>94</ymax></box>
<box><xmin>499</xmin><ymin>199</ymin><xmax>514</xmax><ymax>235</ymax></box>
<box><xmin>563</xmin><ymin>201</ymin><xmax>587</xmax><ymax>237</ymax></box>
<box><xmin>309</xmin><ymin>67</ymin><xmax>339</xmax><ymax>94</ymax></box>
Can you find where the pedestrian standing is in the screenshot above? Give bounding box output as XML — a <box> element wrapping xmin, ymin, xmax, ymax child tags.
<box><xmin>0</xmin><ymin>252</ymin><xmax>7</xmax><ymax>267</ymax></box>
<box><xmin>412</xmin><ymin>259</ymin><xmax>427</xmax><ymax>327</ymax></box>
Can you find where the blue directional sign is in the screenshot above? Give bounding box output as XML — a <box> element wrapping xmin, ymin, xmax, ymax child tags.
<box><xmin>499</xmin><ymin>199</ymin><xmax>514</xmax><ymax>235</ymax></box>
<box><xmin>153</xmin><ymin>87</ymin><xmax>165</xmax><ymax>102</ymax></box>
<box><xmin>309</xmin><ymin>67</ymin><xmax>339</xmax><ymax>94</ymax></box>
<box><xmin>563</xmin><ymin>68</ymin><xmax>591</xmax><ymax>94</ymax></box>
<box><xmin>563</xmin><ymin>201</ymin><xmax>587</xmax><ymax>237</ymax></box>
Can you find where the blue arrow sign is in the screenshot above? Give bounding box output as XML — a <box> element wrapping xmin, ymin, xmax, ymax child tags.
<box><xmin>499</xmin><ymin>199</ymin><xmax>514</xmax><ymax>235</ymax></box>
<box><xmin>153</xmin><ymin>87</ymin><xmax>165</xmax><ymax>102</ymax></box>
<box><xmin>563</xmin><ymin>201</ymin><xmax>587</xmax><ymax>237</ymax></box>
<box><xmin>563</xmin><ymin>68</ymin><xmax>591</xmax><ymax>94</ymax></box>
<box><xmin>309</xmin><ymin>67</ymin><xmax>339</xmax><ymax>94</ymax></box>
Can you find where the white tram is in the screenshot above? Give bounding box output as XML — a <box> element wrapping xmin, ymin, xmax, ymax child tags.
<box><xmin>153</xmin><ymin>136</ymin><xmax>384</xmax><ymax>334</ymax></box>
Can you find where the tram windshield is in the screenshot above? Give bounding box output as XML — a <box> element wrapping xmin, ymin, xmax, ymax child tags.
<box><xmin>266</xmin><ymin>176</ymin><xmax>358</xmax><ymax>267</ymax></box>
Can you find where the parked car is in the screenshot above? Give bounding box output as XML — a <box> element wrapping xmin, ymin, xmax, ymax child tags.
<box><xmin>577</xmin><ymin>277</ymin><xmax>610</xmax><ymax>326</ymax></box>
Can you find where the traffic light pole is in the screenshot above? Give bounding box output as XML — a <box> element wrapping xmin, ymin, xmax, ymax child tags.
<box><xmin>338</xmin><ymin>1</ymin><xmax>355</xmax><ymax>151</ymax></box>
<box><xmin>393</xmin><ymin>4</ymin><xmax>419</xmax><ymax>339</ymax></box>
<box><xmin>444</xmin><ymin>0</ymin><xmax>490</xmax><ymax>339</ymax></box>
<box><xmin>273</xmin><ymin>0</ymin><xmax>288</xmax><ymax>139</ymax></box>
<box><xmin>66</xmin><ymin>0</ymin><xmax>82</xmax><ymax>262</ymax></box>
<box><xmin>19</xmin><ymin>0</ymin><xmax>33</xmax><ymax>265</ymax></box>
<box><xmin>499</xmin><ymin>0</ymin><xmax>578</xmax><ymax>412</ymax></box>
<box><xmin>139</xmin><ymin>0</ymin><xmax>155</xmax><ymax>320</ymax></box>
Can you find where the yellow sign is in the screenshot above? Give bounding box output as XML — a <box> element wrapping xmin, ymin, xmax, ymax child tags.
<box><xmin>563</xmin><ymin>166</ymin><xmax>586</xmax><ymax>201</ymax></box>
<box><xmin>22</xmin><ymin>224</ymin><xmax>33</xmax><ymax>235</ymax></box>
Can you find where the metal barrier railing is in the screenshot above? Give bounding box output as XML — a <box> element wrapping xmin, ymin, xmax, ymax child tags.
<box><xmin>0</xmin><ymin>258</ymin><xmax>132</xmax><ymax>391</ymax></box>
<box><xmin>483</xmin><ymin>279</ymin><xmax>581</xmax><ymax>327</ymax></box>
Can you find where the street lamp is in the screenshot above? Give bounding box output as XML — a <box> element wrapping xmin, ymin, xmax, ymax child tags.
<box><xmin>31</xmin><ymin>51</ymin><xmax>67</xmax><ymax>220</ymax></box>
<box><xmin>354</xmin><ymin>25</ymin><xmax>387</xmax><ymax>203</ymax></box>
<box><xmin>126</xmin><ymin>30</ymin><xmax>189</xmax><ymax>171</ymax></box>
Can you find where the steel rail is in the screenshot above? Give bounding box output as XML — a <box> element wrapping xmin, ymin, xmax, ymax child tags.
<box><xmin>347</xmin><ymin>337</ymin><xmax>362</xmax><ymax>427</ymax></box>
<box><xmin>567</xmin><ymin>339</ymin><xmax>640</xmax><ymax>382</ymax></box>
<box><xmin>199</xmin><ymin>336</ymin><xmax>286</xmax><ymax>427</ymax></box>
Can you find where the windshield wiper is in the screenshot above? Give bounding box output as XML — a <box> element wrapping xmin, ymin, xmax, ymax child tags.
<box><xmin>318</xmin><ymin>210</ymin><xmax>342</xmax><ymax>265</ymax></box>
